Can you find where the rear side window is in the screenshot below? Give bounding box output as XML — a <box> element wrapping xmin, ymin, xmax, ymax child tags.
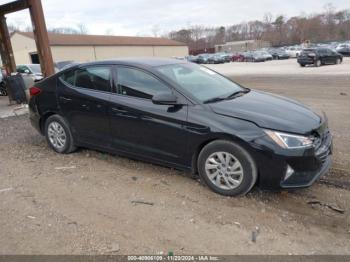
<box><xmin>60</xmin><ymin>66</ymin><xmax>111</xmax><ymax>92</ymax></box>
<box><xmin>75</xmin><ymin>67</ymin><xmax>111</xmax><ymax>92</ymax></box>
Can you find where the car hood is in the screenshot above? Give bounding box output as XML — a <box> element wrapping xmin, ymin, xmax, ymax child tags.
<box><xmin>209</xmin><ymin>90</ymin><xmax>323</xmax><ymax>134</ymax></box>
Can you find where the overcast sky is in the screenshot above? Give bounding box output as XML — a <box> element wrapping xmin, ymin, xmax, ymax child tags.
<box><xmin>1</xmin><ymin>0</ymin><xmax>349</xmax><ymax>36</ymax></box>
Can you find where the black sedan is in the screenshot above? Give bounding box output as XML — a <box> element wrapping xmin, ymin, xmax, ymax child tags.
<box><xmin>29</xmin><ymin>58</ymin><xmax>332</xmax><ymax>196</ymax></box>
<box><xmin>243</xmin><ymin>51</ymin><xmax>266</xmax><ymax>62</ymax></box>
<box><xmin>268</xmin><ymin>49</ymin><xmax>290</xmax><ymax>60</ymax></box>
<box><xmin>298</xmin><ymin>48</ymin><xmax>343</xmax><ymax>67</ymax></box>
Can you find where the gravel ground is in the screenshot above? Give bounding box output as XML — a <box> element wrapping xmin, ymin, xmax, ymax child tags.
<box><xmin>0</xmin><ymin>60</ymin><xmax>349</xmax><ymax>255</ymax></box>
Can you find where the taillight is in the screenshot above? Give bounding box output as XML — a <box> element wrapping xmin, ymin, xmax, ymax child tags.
<box><xmin>30</xmin><ymin>86</ymin><xmax>42</xmax><ymax>97</ymax></box>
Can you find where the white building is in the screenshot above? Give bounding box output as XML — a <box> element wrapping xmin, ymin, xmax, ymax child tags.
<box><xmin>10</xmin><ymin>31</ymin><xmax>188</xmax><ymax>64</ymax></box>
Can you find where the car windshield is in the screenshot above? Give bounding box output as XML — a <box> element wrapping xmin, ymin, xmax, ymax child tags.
<box><xmin>156</xmin><ymin>63</ymin><xmax>243</xmax><ymax>102</ymax></box>
<box><xmin>27</xmin><ymin>64</ymin><xmax>42</xmax><ymax>74</ymax></box>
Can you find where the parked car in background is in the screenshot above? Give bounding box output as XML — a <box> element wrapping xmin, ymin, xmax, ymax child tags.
<box><xmin>60</xmin><ymin>62</ymin><xmax>80</xmax><ymax>71</ymax></box>
<box><xmin>336</xmin><ymin>44</ymin><xmax>350</xmax><ymax>56</ymax></box>
<box><xmin>298</xmin><ymin>48</ymin><xmax>343</xmax><ymax>67</ymax></box>
<box><xmin>29</xmin><ymin>58</ymin><xmax>333</xmax><ymax>196</ymax></box>
<box><xmin>208</xmin><ymin>54</ymin><xmax>226</xmax><ymax>64</ymax></box>
<box><xmin>286</xmin><ymin>46</ymin><xmax>302</xmax><ymax>58</ymax></box>
<box><xmin>244</xmin><ymin>51</ymin><xmax>266</xmax><ymax>62</ymax></box>
<box><xmin>54</xmin><ymin>61</ymin><xmax>75</xmax><ymax>71</ymax></box>
<box><xmin>231</xmin><ymin>52</ymin><xmax>245</xmax><ymax>62</ymax></box>
<box><xmin>242</xmin><ymin>51</ymin><xmax>254</xmax><ymax>62</ymax></box>
<box><xmin>268</xmin><ymin>48</ymin><xmax>290</xmax><ymax>60</ymax></box>
<box><xmin>216</xmin><ymin>52</ymin><xmax>232</xmax><ymax>63</ymax></box>
<box><xmin>175</xmin><ymin>57</ymin><xmax>187</xmax><ymax>60</ymax></box>
<box><xmin>16</xmin><ymin>64</ymin><xmax>43</xmax><ymax>82</ymax></box>
<box><xmin>186</xmin><ymin>55</ymin><xmax>200</xmax><ymax>63</ymax></box>
<box><xmin>256</xmin><ymin>51</ymin><xmax>273</xmax><ymax>61</ymax></box>
<box><xmin>197</xmin><ymin>54</ymin><xmax>211</xmax><ymax>64</ymax></box>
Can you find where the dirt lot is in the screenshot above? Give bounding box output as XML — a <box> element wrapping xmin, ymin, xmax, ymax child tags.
<box><xmin>0</xmin><ymin>59</ymin><xmax>349</xmax><ymax>255</ymax></box>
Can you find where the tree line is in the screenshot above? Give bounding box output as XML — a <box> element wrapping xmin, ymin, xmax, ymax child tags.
<box><xmin>8</xmin><ymin>23</ymin><xmax>89</xmax><ymax>35</ymax></box>
<box><xmin>7</xmin><ymin>3</ymin><xmax>350</xmax><ymax>53</ymax></box>
<box><xmin>167</xmin><ymin>4</ymin><xmax>350</xmax><ymax>52</ymax></box>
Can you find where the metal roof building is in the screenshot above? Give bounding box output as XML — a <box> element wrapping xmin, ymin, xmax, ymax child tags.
<box><xmin>11</xmin><ymin>31</ymin><xmax>188</xmax><ymax>64</ymax></box>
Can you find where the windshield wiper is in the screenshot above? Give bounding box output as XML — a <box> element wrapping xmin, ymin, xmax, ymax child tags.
<box><xmin>225</xmin><ymin>89</ymin><xmax>250</xmax><ymax>100</ymax></box>
<box><xmin>203</xmin><ymin>89</ymin><xmax>250</xmax><ymax>104</ymax></box>
<box><xmin>203</xmin><ymin>96</ymin><xmax>227</xmax><ymax>104</ymax></box>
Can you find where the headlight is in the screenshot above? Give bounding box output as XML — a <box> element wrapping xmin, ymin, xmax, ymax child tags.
<box><xmin>264</xmin><ymin>130</ymin><xmax>314</xmax><ymax>149</ymax></box>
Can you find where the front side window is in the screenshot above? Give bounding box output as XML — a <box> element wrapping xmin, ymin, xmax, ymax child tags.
<box><xmin>116</xmin><ymin>67</ymin><xmax>170</xmax><ymax>99</ymax></box>
<box><xmin>156</xmin><ymin>63</ymin><xmax>243</xmax><ymax>102</ymax></box>
<box><xmin>318</xmin><ymin>49</ymin><xmax>326</xmax><ymax>55</ymax></box>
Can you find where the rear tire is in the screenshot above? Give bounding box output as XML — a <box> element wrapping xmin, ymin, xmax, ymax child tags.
<box><xmin>0</xmin><ymin>83</ymin><xmax>7</xmax><ymax>96</ymax></box>
<box><xmin>198</xmin><ymin>140</ymin><xmax>257</xmax><ymax>196</ymax></box>
<box><xmin>300</xmin><ymin>64</ymin><xmax>305</xmax><ymax>67</ymax></box>
<box><xmin>44</xmin><ymin>115</ymin><xmax>77</xmax><ymax>154</ymax></box>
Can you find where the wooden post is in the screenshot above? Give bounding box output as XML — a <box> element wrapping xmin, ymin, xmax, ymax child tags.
<box><xmin>0</xmin><ymin>15</ymin><xmax>16</xmax><ymax>74</ymax></box>
<box><xmin>27</xmin><ymin>0</ymin><xmax>55</xmax><ymax>77</ymax></box>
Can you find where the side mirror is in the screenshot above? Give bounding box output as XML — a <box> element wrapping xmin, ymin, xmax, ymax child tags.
<box><xmin>24</xmin><ymin>69</ymin><xmax>30</xmax><ymax>74</ymax></box>
<box><xmin>152</xmin><ymin>92</ymin><xmax>179</xmax><ymax>105</ymax></box>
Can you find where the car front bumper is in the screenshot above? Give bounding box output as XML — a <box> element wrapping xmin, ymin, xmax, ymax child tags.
<box><xmin>280</xmin><ymin>155</ymin><xmax>331</xmax><ymax>188</ymax></box>
<box><xmin>250</xmin><ymin>127</ymin><xmax>333</xmax><ymax>190</ymax></box>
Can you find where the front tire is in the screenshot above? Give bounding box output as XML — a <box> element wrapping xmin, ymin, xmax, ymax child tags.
<box><xmin>336</xmin><ymin>58</ymin><xmax>341</xmax><ymax>64</ymax></box>
<box><xmin>198</xmin><ymin>140</ymin><xmax>257</xmax><ymax>196</ymax></box>
<box><xmin>315</xmin><ymin>59</ymin><xmax>321</xmax><ymax>67</ymax></box>
<box><xmin>45</xmin><ymin>115</ymin><xmax>77</xmax><ymax>154</ymax></box>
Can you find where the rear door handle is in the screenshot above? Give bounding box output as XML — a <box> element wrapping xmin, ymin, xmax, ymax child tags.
<box><xmin>59</xmin><ymin>96</ymin><xmax>72</xmax><ymax>103</ymax></box>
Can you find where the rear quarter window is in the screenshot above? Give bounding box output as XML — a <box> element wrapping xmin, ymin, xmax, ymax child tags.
<box><xmin>60</xmin><ymin>70</ymin><xmax>75</xmax><ymax>86</ymax></box>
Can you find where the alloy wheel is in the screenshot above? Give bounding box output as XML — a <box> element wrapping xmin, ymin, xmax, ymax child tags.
<box><xmin>48</xmin><ymin>121</ymin><xmax>67</xmax><ymax>150</ymax></box>
<box><xmin>205</xmin><ymin>152</ymin><xmax>244</xmax><ymax>190</ymax></box>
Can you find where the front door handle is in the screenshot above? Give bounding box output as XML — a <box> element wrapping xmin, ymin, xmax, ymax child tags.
<box><xmin>112</xmin><ymin>107</ymin><xmax>128</xmax><ymax>113</ymax></box>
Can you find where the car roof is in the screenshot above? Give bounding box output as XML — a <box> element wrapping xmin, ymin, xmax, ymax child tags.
<box><xmin>82</xmin><ymin>57</ymin><xmax>187</xmax><ymax>68</ymax></box>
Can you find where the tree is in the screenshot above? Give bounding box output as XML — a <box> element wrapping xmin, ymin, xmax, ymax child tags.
<box><xmin>49</xmin><ymin>23</ymin><xmax>88</xmax><ymax>35</ymax></box>
<box><xmin>167</xmin><ymin>7</ymin><xmax>350</xmax><ymax>52</ymax></box>
<box><xmin>76</xmin><ymin>23</ymin><xmax>88</xmax><ymax>35</ymax></box>
<box><xmin>151</xmin><ymin>25</ymin><xmax>160</xmax><ymax>37</ymax></box>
